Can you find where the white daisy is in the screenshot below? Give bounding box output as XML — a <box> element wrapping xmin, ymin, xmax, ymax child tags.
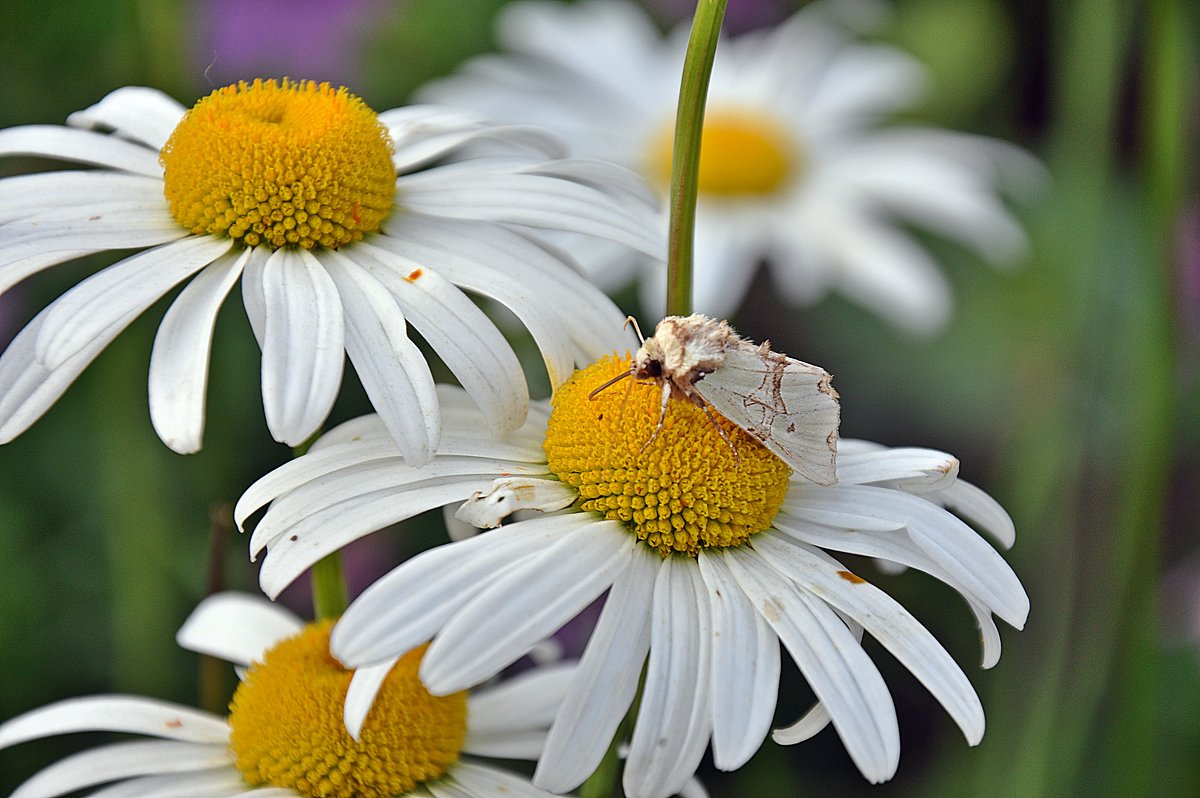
<box><xmin>0</xmin><ymin>591</ymin><xmax>574</xmax><ymax>798</ymax></box>
<box><xmin>238</xmin><ymin>348</ymin><xmax>1029</xmax><ymax>798</ymax></box>
<box><xmin>0</xmin><ymin>79</ymin><xmax>657</xmax><ymax>460</ymax></box>
<box><xmin>419</xmin><ymin>0</ymin><xmax>1041</xmax><ymax>334</ymax></box>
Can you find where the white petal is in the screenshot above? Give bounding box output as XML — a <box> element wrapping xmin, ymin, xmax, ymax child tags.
<box><xmin>10</xmin><ymin>740</ymin><xmax>230</xmax><ymax>798</ymax></box>
<box><xmin>725</xmin><ymin>547</ymin><xmax>900</xmax><ymax>783</ymax></box>
<box><xmin>0</xmin><ymin>250</ymin><xmax>92</xmax><ymax>298</ymax></box>
<box><xmin>677</xmin><ymin>775</ymin><xmax>711</xmax><ymax>798</ymax></box>
<box><xmin>827</xmin><ymin>129</ymin><xmax>1035</xmax><ymax>263</ymax></box>
<box><xmin>929</xmin><ymin>479</ymin><xmax>1016</xmax><ymax>548</ymax></box>
<box><xmin>806</xmin><ymin>485</ymin><xmax>1027</xmax><ymax>627</ymax></box>
<box><xmin>355</xmin><ymin>242</ymin><xmax>528</xmax><ymax>434</ymax></box>
<box><xmin>461</xmin><ymin>730</ymin><xmax>548</xmax><ymax>760</ymax></box>
<box><xmin>395</xmin><ymin>166</ymin><xmax>661</xmax><ymax>257</ymax></box>
<box><xmin>467</xmin><ymin>661</ymin><xmax>578</xmax><ymax>734</ymax></box>
<box><xmin>238</xmin><ymin>247</ymin><xmax>272</xmax><ymax>347</ymax></box>
<box><xmin>249</xmin><ymin>455</ymin><xmax>539</xmax><ymax>556</ymax></box>
<box><xmin>0</xmin><ymin>125</ymin><xmax>163</xmax><ymax>176</ymax></box>
<box><xmin>308</xmin><ymin>413</ymin><xmax>390</xmax><ymax>448</ymax></box>
<box><xmin>235</xmin><ymin>434</ymin><xmax>542</xmax><ymax>532</ymax></box>
<box><xmin>0</xmin><ymin>171</ymin><xmax>164</xmax><ymax>223</ymax></box>
<box><xmin>624</xmin><ymin>558</ymin><xmax>714</xmax><ymax>798</ymax></box>
<box><xmin>527</xmin><ymin>158</ymin><xmax>658</xmax><ymax>207</ymax></box>
<box><xmin>756</xmin><ymin>533</ymin><xmax>985</xmax><ymax>744</ymax></box>
<box><xmin>86</xmin><ymin>770</ymin><xmax>246</xmax><ymax>798</ymax></box>
<box><xmin>175</xmin><ymin>592</ymin><xmax>302</xmax><ymax>665</ymax></box>
<box><xmin>0</xmin><ymin>241</ymin><xmax>227</xmax><ymax>444</ymax></box>
<box><xmin>781</xmin><ymin>493</ymin><xmax>907</xmax><ymax>532</ymax></box>
<box><xmin>807</xmin><ymin>203</ymin><xmax>953</xmax><ymax>336</ymax></box>
<box><xmin>421</xmin><ymin>519</ymin><xmax>632</xmax><ymax>694</ymax></box>
<box><xmin>35</xmin><ymin>236</ymin><xmax>232</xmax><ymax>369</ymax></box>
<box><xmin>343</xmin><ymin>658</ymin><xmax>399</xmax><ymax>740</ymax></box>
<box><xmin>0</xmin><ymin>697</ymin><xmax>227</xmax><ymax>749</ymax></box>
<box><xmin>0</xmin><ymin>204</ymin><xmax>184</xmax><ymax>261</ymax></box>
<box><xmin>257</xmin><ymin>477</ymin><xmax>494</xmax><ymax>598</ymax></box>
<box><xmin>697</xmin><ymin>551</ymin><xmax>780</xmax><ymax>770</ymax></box>
<box><xmin>534</xmin><ymin>546</ymin><xmax>657</xmax><ymax>794</ymax></box>
<box><xmin>320</xmin><ymin>250</ymin><xmax>440</xmax><ymax>464</ymax></box>
<box><xmin>772</xmin><ymin>702</ymin><xmax>833</xmax><ymax>746</ymax></box>
<box><xmin>332</xmin><ymin>514</ymin><xmax>589</xmax><ymax>668</ymax></box>
<box><xmin>835</xmin><ymin>446</ymin><xmax>959</xmax><ymax>492</ymax></box>
<box><xmin>258</xmin><ymin>247</ymin><xmax>345</xmax><ymax>446</ymax></box>
<box><xmin>802</xmin><ymin>44</ymin><xmax>925</xmax><ymax>133</ymax></box>
<box><xmin>148</xmin><ymin>249</ymin><xmax>247</xmax><ymax>453</ymax></box>
<box><xmin>0</xmin><ymin>314</ymin><xmax>94</xmax><ymax>442</ymax></box>
<box><xmin>454</xmin><ymin>477</ymin><xmax>577</xmax><ymax>529</ymax></box>
<box><xmin>686</xmin><ymin>211</ymin><xmax>765</xmax><ymax>320</ymax></box>
<box><xmin>66</xmin><ymin>86</ymin><xmax>186</xmax><ymax>150</ymax></box>
<box><xmin>444</xmin><ymin>761</ymin><xmax>558</xmax><ymax>798</ymax></box>
<box><xmin>373</xmin><ymin>214</ymin><xmax>632</xmax><ymax>374</ymax></box>
<box><xmin>773</xmin><ymin>512</ymin><xmax>1008</xmax><ymax>668</ymax></box>
<box><xmin>391</xmin><ymin>124</ymin><xmax>565</xmax><ymax>171</ymax></box>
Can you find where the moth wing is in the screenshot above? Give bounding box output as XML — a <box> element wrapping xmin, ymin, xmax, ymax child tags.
<box><xmin>697</xmin><ymin>344</ymin><xmax>840</xmax><ymax>485</ymax></box>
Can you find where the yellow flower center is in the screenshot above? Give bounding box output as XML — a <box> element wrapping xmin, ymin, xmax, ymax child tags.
<box><xmin>544</xmin><ymin>355</ymin><xmax>792</xmax><ymax>557</ymax></box>
<box><xmin>160</xmin><ymin>79</ymin><xmax>396</xmax><ymax>250</ymax></box>
<box><xmin>227</xmin><ymin>622</ymin><xmax>467</xmax><ymax>798</ymax></box>
<box><xmin>650</xmin><ymin>109</ymin><xmax>797</xmax><ymax>197</ymax></box>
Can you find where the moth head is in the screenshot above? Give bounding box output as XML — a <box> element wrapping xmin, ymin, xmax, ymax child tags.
<box><xmin>633</xmin><ymin>338</ymin><xmax>667</xmax><ymax>381</ymax></box>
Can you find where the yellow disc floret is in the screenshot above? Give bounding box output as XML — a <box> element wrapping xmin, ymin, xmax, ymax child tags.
<box><xmin>650</xmin><ymin>109</ymin><xmax>797</xmax><ymax>197</ymax></box>
<box><xmin>228</xmin><ymin>623</ymin><xmax>467</xmax><ymax>798</ymax></box>
<box><xmin>161</xmin><ymin>79</ymin><xmax>395</xmax><ymax>250</ymax></box>
<box><xmin>545</xmin><ymin>355</ymin><xmax>792</xmax><ymax>557</ymax></box>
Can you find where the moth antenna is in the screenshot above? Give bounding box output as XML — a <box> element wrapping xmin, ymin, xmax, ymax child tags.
<box><xmin>638</xmin><ymin>381</ymin><xmax>672</xmax><ymax>455</ymax></box>
<box><xmin>699</xmin><ymin>401</ymin><xmax>740</xmax><ymax>466</ymax></box>
<box><xmin>624</xmin><ymin>315</ymin><xmax>647</xmax><ymax>345</ymax></box>
<box><xmin>589</xmin><ymin>368</ymin><xmax>633</xmax><ymax>400</ymax></box>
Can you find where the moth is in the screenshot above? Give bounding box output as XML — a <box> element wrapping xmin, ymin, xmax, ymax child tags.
<box><xmin>592</xmin><ymin>314</ymin><xmax>840</xmax><ymax>485</ymax></box>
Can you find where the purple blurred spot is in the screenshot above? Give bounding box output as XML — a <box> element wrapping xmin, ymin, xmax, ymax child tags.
<box><xmin>189</xmin><ymin>0</ymin><xmax>388</xmax><ymax>88</ymax></box>
<box><xmin>1177</xmin><ymin>204</ymin><xmax>1200</xmax><ymax>336</ymax></box>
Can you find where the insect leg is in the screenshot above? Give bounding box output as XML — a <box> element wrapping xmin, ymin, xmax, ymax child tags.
<box><xmin>638</xmin><ymin>381</ymin><xmax>672</xmax><ymax>454</ymax></box>
<box><xmin>699</xmin><ymin>401</ymin><xmax>741</xmax><ymax>465</ymax></box>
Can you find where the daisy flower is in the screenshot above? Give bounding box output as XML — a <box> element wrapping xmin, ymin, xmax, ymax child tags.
<box><xmin>238</xmin><ymin>335</ymin><xmax>1029</xmax><ymax>798</ymax></box>
<box><xmin>419</xmin><ymin>0</ymin><xmax>1040</xmax><ymax>334</ymax></box>
<box><xmin>0</xmin><ymin>79</ymin><xmax>656</xmax><ymax>460</ymax></box>
<box><xmin>0</xmin><ymin>591</ymin><xmax>574</xmax><ymax>798</ymax></box>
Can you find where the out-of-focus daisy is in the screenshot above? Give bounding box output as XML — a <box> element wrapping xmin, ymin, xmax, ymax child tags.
<box><xmin>0</xmin><ymin>591</ymin><xmax>573</xmax><ymax>798</ymax></box>
<box><xmin>0</xmin><ymin>79</ymin><xmax>655</xmax><ymax>459</ymax></box>
<box><xmin>239</xmin><ymin>340</ymin><xmax>1029</xmax><ymax>797</ymax></box>
<box><xmin>420</xmin><ymin>0</ymin><xmax>1040</xmax><ymax>334</ymax></box>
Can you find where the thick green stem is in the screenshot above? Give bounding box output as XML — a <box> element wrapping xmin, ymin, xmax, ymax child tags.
<box><xmin>291</xmin><ymin>437</ymin><xmax>349</xmax><ymax>620</ymax></box>
<box><xmin>665</xmin><ymin>0</ymin><xmax>727</xmax><ymax>318</ymax></box>
<box><xmin>579</xmin><ymin>731</ymin><xmax>623</xmax><ymax>798</ymax></box>
<box><xmin>199</xmin><ymin>504</ymin><xmax>234</xmax><ymax>714</ymax></box>
<box><xmin>311</xmin><ymin>552</ymin><xmax>349</xmax><ymax>620</ymax></box>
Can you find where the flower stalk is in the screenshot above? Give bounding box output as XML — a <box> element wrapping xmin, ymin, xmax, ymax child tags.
<box><xmin>294</xmin><ymin>436</ymin><xmax>348</xmax><ymax>620</ymax></box>
<box><xmin>665</xmin><ymin>0</ymin><xmax>728</xmax><ymax>318</ymax></box>
<box><xmin>580</xmin><ymin>2</ymin><xmax>729</xmax><ymax>794</ymax></box>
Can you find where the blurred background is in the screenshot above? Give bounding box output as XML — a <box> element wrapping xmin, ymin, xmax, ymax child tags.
<box><xmin>0</xmin><ymin>0</ymin><xmax>1195</xmax><ymax>795</ymax></box>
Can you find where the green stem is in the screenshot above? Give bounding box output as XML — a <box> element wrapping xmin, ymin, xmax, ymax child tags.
<box><xmin>200</xmin><ymin>503</ymin><xmax>234</xmax><ymax>714</ymax></box>
<box><xmin>579</xmin><ymin>731</ymin><xmax>623</xmax><ymax>798</ymax></box>
<box><xmin>292</xmin><ymin>437</ymin><xmax>349</xmax><ymax>620</ymax></box>
<box><xmin>665</xmin><ymin>0</ymin><xmax>727</xmax><ymax>318</ymax></box>
<box><xmin>311</xmin><ymin>553</ymin><xmax>349</xmax><ymax>620</ymax></box>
